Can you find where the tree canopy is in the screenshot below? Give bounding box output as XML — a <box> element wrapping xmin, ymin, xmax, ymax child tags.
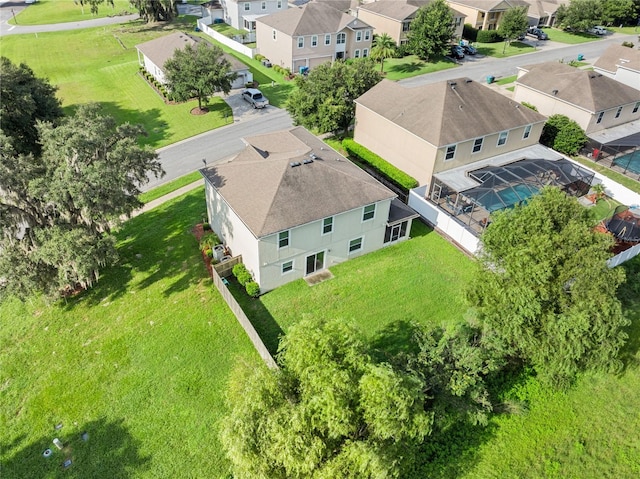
<box><xmin>540</xmin><ymin>114</ymin><xmax>588</xmax><ymax>155</ymax></box>
<box><xmin>557</xmin><ymin>0</ymin><xmax>637</xmax><ymax>30</ymax></box>
<box><xmin>468</xmin><ymin>187</ymin><xmax>629</xmax><ymax>387</ymax></box>
<box><xmin>498</xmin><ymin>6</ymin><xmax>529</xmax><ymax>52</ymax></box>
<box><xmin>164</xmin><ymin>41</ymin><xmax>236</xmax><ymax>111</ymax></box>
<box><xmin>407</xmin><ymin>0</ymin><xmax>455</xmax><ymax>61</ymax></box>
<box><xmin>286</xmin><ymin>60</ymin><xmax>382</xmax><ymax>134</ymax></box>
<box><xmin>0</xmin><ymin>57</ymin><xmax>63</xmax><ymax>157</ymax></box>
<box><xmin>0</xmin><ymin>103</ymin><xmax>164</xmax><ymax>300</ymax></box>
<box><xmin>75</xmin><ymin>0</ymin><xmax>115</xmax><ymax>15</ymax></box>
<box><xmin>129</xmin><ymin>0</ymin><xmax>175</xmax><ymax>22</ymax></box>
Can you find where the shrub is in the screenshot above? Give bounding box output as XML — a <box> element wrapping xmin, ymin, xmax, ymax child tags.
<box><xmin>245</xmin><ymin>281</ymin><xmax>260</xmax><ymax>297</ymax></box>
<box><xmin>199</xmin><ymin>232</ymin><xmax>220</xmax><ymax>251</ymax></box>
<box><xmin>203</xmin><ymin>223</ymin><xmax>211</xmax><ymax>231</ymax></box>
<box><xmin>284</xmin><ymin>67</ymin><xmax>291</xmax><ymax>77</ymax></box>
<box><xmin>394</xmin><ymin>43</ymin><xmax>411</xmax><ymax>58</ymax></box>
<box><xmin>342</xmin><ymin>139</ymin><xmax>419</xmax><ymax>191</ymax></box>
<box><xmin>521</xmin><ymin>101</ymin><xmax>538</xmax><ymax>111</ymax></box>
<box><xmin>622</xmin><ymin>41</ymin><xmax>634</xmax><ymax>48</ymax></box>
<box><xmin>232</xmin><ymin>263</ymin><xmax>247</xmax><ymax>278</ymax></box>
<box><xmin>540</xmin><ymin>114</ymin><xmax>587</xmax><ymax>155</ymax></box>
<box><xmin>255</xmin><ymin>54</ymin><xmax>265</xmax><ymax>61</ymax></box>
<box><xmin>463</xmin><ymin>24</ymin><xmax>478</xmax><ymax>42</ymax></box>
<box><xmin>476</xmin><ymin>30</ymin><xmax>503</xmax><ymax>43</ymax></box>
<box><xmin>205</xmin><ymin>248</ymin><xmax>213</xmax><ymax>258</ymax></box>
<box><xmin>237</xmin><ymin>270</ymin><xmax>252</xmax><ymax>287</ymax></box>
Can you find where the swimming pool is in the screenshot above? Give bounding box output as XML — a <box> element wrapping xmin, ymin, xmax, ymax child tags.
<box><xmin>478</xmin><ymin>184</ymin><xmax>539</xmax><ymax>212</ymax></box>
<box><xmin>613</xmin><ymin>150</ymin><xmax>640</xmax><ymax>175</ymax></box>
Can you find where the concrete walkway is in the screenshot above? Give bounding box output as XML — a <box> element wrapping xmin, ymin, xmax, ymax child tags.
<box><xmin>131</xmin><ymin>179</ymin><xmax>204</xmax><ymax>219</ymax></box>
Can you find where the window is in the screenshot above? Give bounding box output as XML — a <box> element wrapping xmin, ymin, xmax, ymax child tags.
<box><xmin>349</xmin><ymin>237</ymin><xmax>363</xmax><ymax>253</ymax></box>
<box><xmin>402</xmin><ymin>21</ymin><xmax>410</xmax><ymax>32</ymax></box>
<box><xmin>337</xmin><ymin>33</ymin><xmax>346</xmax><ymax>44</ymax></box>
<box><xmin>297</xmin><ymin>36</ymin><xmax>304</xmax><ymax>48</ymax></box>
<box><xmin>272</xmin><ymin>29</ymin><xmax>276</xmax><ymax>40</ymax></box>
<box><xmin>596</xmin><ymin>111</ymin><xmax>604</xmax><ymax>124</ymax></box>
<box><xmin>277</xmin><ymin>0</ymin><xmax>282</xmax><ymax>8</ymax></box>
<box><xmin>356</xmin><ymin>31</ymin><xmax>362</xmax><ymax>42</ymax></box>
<box><xmin>384</xmin><ymin>221</ymin><xmax>408</xmax><ymax>243</ymax></box>
<box><xmin>311</xmin><ymin>35</ymin><xmax>318</xmax><ymax>47</ymax></box>
<box><xmin>244</xmin><ymin>2</ymin><xmax>250</xmax><ymax>11</ymax></box>
<box><xmin>472</xmin><ymin>138</ymin><xmax>483</xmax><ymax>153</ymax></box>
<box><xmin>278</xmin><ymin>230</ymin><xmax>289</xmax><ymax>248</ymax></box>
<box><xmin>282</xmin><ymin>260</ymin><xmax>293</xmax><ymax>274</ymax></box>
<box><xmin>261</xmin><ymin>1</ymin><xmax>266</xmax><ymax>10</ymax></box>
<box><xmin>325</xmin><ymin>34</ymin><xmax>331</xmax><ymax>45</ymax></box>
<box><xmin>362</xmin><ymin>48</ymin><xmax>369</xmax><ymax>57</ymax></box>
<box><xmin>497</xmin><ymin>131</ymin><xmax>508</xmax><ymax>146</ymax></box>
<box><xmin>364</xmin><ymin>30</ymin><xmax>371</xmax><ymax>41</ymax></box>
<box><xmin>445</xmin><ymin>144</ymin><xmax>456</xmax><ymax>160</ymax></box>
<box><xmin>354</xmin><ymin>49</ymin><xmax>360</xmax><ymax>58</ymax></box>
<box><xmin>615</xmin><ymin>106</ymin><xmax>623</xmax><ymax>119</ymax></box>
<box><xmin>523</xmin><ymin>124</ymin><xmax>532</xmax><ymax>140</ymax></box>
<box><xmin>322</xmin><ymin>217</ymin><xmax>333</xmax><ymax>235</ymax></box>
<box><xmin>363</xmin><ymin>204</ymin><xmax>375</xmax><ymax>221</ymax></box>
<box><xmin>634</xmin><ymin>102</ymin><xmax>640</xmax><ymax>113</ymax></box>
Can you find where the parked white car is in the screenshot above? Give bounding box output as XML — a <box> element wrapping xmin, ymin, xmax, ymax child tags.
<box><xmin>588</xmin><ymin>26</ymin><xmax>607</xmax><ymax>35</ymax></box>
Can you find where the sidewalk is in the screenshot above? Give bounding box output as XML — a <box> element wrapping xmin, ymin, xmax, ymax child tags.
<box><xmin>129</xmin><ymin>179</ymin><xmax>204</xmax><ymax>219</ymax></box>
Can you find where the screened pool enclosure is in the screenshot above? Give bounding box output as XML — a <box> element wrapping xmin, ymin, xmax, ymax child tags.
<box><xmin>429</xmin><ymin>158</ymin><xmax>595</xmax><ymax>235</ymax></box>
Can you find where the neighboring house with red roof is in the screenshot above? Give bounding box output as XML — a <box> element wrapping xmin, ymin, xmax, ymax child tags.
<box><xmin>256</xmin><ymin>1</ymin><xmax>374</xmax><ymax>71</ymax></box>
<box><xmin>200</xmin><ymin>126</ymin><xmax>417</xmax><ymax>291</ymax></box>
<box><xmin>357</xmin><ymin>0</ymin><xmax>465</xmax><ymax>46</ymax></box>
<box><xmin>135</xmin><ymin>32</ymin><xmax>253</xmax><ymax>89</ymax></box>
<box><xmin>593</xmin><ymin>44</ymin><xmax>640</xmax><ymax>92</ymax></box>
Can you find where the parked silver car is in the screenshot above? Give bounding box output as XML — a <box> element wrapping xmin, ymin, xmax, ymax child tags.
<box><xmin>242</xmin><ymin>88</ymin><xmax>269</xmax><ymax>109</ymax></box>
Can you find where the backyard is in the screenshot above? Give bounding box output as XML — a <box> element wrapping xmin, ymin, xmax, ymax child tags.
<box><xmin>11</xmin><ymin>0</ymin><xmax>134</xmax><ymax>25</ymax></box>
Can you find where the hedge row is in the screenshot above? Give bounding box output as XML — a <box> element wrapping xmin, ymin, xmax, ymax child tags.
<box><xmin>463</xmin><ymin>24</ymin><xmax>503</xmax><ymax>43</ymax></box>
<box><xmin>342</xmin><ymin>139</ymin><xmax>418</xmax><ymax>191</ymax></box>
<box><xmin>232</xmin><ymin>263</ymin><xmax>260</xmax><ymax>297</ymax></box>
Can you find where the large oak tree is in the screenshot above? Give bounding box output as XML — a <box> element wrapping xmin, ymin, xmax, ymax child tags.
<box><xmin>407</xmin><ymin>0</ymin><xmax>455</xmax><ymax>61</ymax></box>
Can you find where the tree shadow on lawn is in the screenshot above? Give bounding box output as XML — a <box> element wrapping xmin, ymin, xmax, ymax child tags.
<box><xmin>387</xmin><ymin>61</ymin><xmax>425</xmax><ymax>74</ymax></box>
<box><xmin>64</xmin><ymin>102</ymin><xmax>169</xmax><ymax>149</ymax></box>
<box><xmin>62</xmin><ymin>191</ymin><xmax>206</xmax><ymax>309</ymax></box>
<box><xmin>1</xmin><ymin>417</ymin><xmax>150</xmax><ymax>479</ymax></box>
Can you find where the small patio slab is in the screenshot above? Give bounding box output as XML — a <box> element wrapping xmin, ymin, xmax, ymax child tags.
<box><xmin>304</xmin><ymin>270</ymin><xmax>334</xmax><ymax>286</ymax></box>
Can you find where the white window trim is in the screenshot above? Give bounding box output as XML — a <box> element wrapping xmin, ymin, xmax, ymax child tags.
<box><xmin>324</xmin><ymin>34</ymin><xmax>331</xmax><ymax>46</ymax></box>
<box><xmin>472</xmin><ymin>137</ymin><xmax>483</xmax><ymax>153</ymax></box>
<box><xmin>297</xmin><ymin>36</ymin><xmax>304</xmax><ymax>48</ymax></box>
<box><xmin>261</xmin><ymin>1</ymin><xmax>266</xmax><ymax>10</ymax></box>
<box><xmin>445</xmin><ymin>144</ymin><xmax>456</xmax><ymax>161</ymax></box>
<box><xmin>311</xmin><ymin>35</ymin><xmax>318</xmax><ymax>47</ymax></box>
<box><xmin>615</xmin><ymin>106</ymin><xmax>623</xmax><ymax>119</ymax></box>
<box><xmin>354</xmin><ymin>49</ymin><xmax>360</xmax><ymax>58</ymax></box>
<box><xmin>281</xmin><ymin>260</ymin><xmax>294</xmax><ymax>275</ymax></box>
<box><xmin>337</xmin><ymin>32</ymin><xmax>346</xmax><ymax>45</ymax></box>
<box><xmin>523</xmin><ymin>124</ymin><xmax>532</xmax><ymax>140</ymax></box>
<box><xmin>277</xmin><ymin>0</ymin><xmax>282</xmax><ymax>8</ymax></box>
<box><xmin>356</xmin><ymin>31</ymin><xmax>362</xmax><ymax>42</ymax></box>
<box><xmin>278</xmin><ymin>230</ymin><xmax>289</xmax><ymax>249</ymax></box>
<box><xmin>348</xmin><ymin>237</ymin><xmax>363</xmax><ymax>254</ymax></box>
<box><xmin>244</xmin><ymin>2</ymin><xmax>250</xmax><ymax>11</ymax></box>
<box><xmin>364</xmin><ymin>30</ymin><xmax>371</xmax><ymax>41</ymax></box>
<box><xmin>633</xmin><ymin>102</ymin><xmax>640</xmax><ymax>113</ymax></box>
<box><xmin>362</xmin><ymin>48</ymin><xmax>369</xmax><ymax>57</ymax></box>
<box><xmin>497</xmin><ymin>131</ymin><xmax>508</xmax><ymax>147</ymax></box>
<box><xmin>362</xmin><ymin>204</ymin><xmax>375</xmax><ymax>222</ymax></box>
<box><xmin>596</xmin><ymin>111</ymin><xmax>604</xmax><ymax>124</ymax></box>
<box><xmin>322</xmin><ymin>216</ymin><xmax>333</xmax><ymax>235</ymax></box>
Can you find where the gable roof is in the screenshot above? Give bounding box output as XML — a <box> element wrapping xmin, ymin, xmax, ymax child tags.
<box><xmin>593</xmin><ymin>44</ymin><xmax>640</xmax><ymax>75</ymax></box>
<box><xmin>201</xmin><ymin>127</ymin><xmax>395</xmax><ymax>237</ymax></box>
<box><xmin>355</xmin><ymin>78</ymin><xmax>546</xmax><ymax>146</ymax></box>
<box><xmin>523</xmin><ymin>0</ymin><xmax>569</xmax><ymax>18</ymax></box>
<box><xmin>135</xmin><ymin>32</ymin><xmax>247</xmax><ymax>72</ymax></box>
<box><xmin>517</xmin><ymin>62</ymin><xmax>640</xmax><ymax>112</ymax></box>
<box><xmin>358</xmin><ymin>0</ymin><xmax>464</xmax><ymax>22</ymax></box>
<box><xmin>447</xmin><ymin>0</ymin><xmax>529</xmax><ymax>11</ymax></box>
<box><xmin>257</xmin><ymin>1</ymin><xmax>371</xmax><ymax>36</ymax></box>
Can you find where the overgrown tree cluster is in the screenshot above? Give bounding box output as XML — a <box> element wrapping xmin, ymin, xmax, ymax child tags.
<box><xmin>407</xmin><ymin>0</ymin><xmax>455</xmax><ymax>61</ymax></box>
<box><xmin>164</xmin><ymin>41</ymin><xmax>236</xmax><ymax>112</ymax></box>
<box><xmin>540</xmin><ymin>114</ymin><xmax>588</xmax><ymax>155</ymax></box>
<box><xmin>556</xmin><ymin>0</ymin><xmax>637</xmax><ymax>30</ymax></box>
<box><xmin>0</xmin><ymin>58</ymin><xmax>164</xmax><ymax>300</ymax></box>
<box><xmin>130</xmin><ymin>0</ymin><xmax>176</xmax><ymax>22</ymax></box>
<box><xmin>498</xmin><ymin>6</ymin><xmax>529</xmax><ymax>52</ymax></box>
<box><xmin>286</xmin><ymin>60</ymin><xmax>382</xmax><ymax>134</ymax></box>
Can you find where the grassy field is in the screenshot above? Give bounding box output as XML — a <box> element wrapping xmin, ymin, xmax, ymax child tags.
<box><xmin>476</xmin><ymin>40</ymin><xmax>535</xmax><ymax>58</ymax></box>
<box><xmin>138</xmin><ymin>172</ymin><xmax>202</xmax><ymax>204</ymax></box>
<box><xmin>383</xmin><ymin>55</ymin><xmax>459</xmax><ymax>81</ymax></box>
<box><xmin>0</xmin><ymin>188</ymin><xmax>262</xmax><ymax>478</ymax></box>
<box><xmin>543</xmin><ymin>27</ymin><xmax>602</xmax><ymax>44</ymax></box>
<box><xmin>0</xmin><ymin>21</ymin><xmax>232</xmax><ymax>148</ymax></box>
<box><xmin>12</xmin><ymin>0</ymin><xmax>133</xmax><ymax>25</ymax></box>
<box><xmin>495</xmin><ymin>75</ymin><xmax>517</xmax><ymax>85</ymax></box>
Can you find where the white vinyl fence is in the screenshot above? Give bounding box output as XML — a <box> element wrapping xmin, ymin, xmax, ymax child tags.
<box><xmin>198</xmin><ymin>18</ymin><xmax>256</xmax><ymax>59</ymax></box>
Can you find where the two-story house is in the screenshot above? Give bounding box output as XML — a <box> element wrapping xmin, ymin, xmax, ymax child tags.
<box><xmin>593</xmin><ymin>44</ymin><xmax>640</xmax><ymax>92</ymax></box>
<box><xmin>219</xmin><ymin>0</ymin><xmax>287</xmax><ymax>32</ymax></box>
<box><xmin>522</xmin><ymin>0</ymin><xmax>569</xmax><ymax>27</ymax></box>
<box><xmin>201</xmin><ymin>126</ymin><xmax>418</xmax><ymax>291</ymax></box>
<box><xmin>446</xmin><ymin>0</ymin><xmax>530</xmax><ymax>30</ymax></box>
<box><xmin>256</xmin><ymin>1</ymin><xmax>374</xmax><ymax>71</ymax></box>
<box><xmin>357</xmin><ymin>0</ymin><xmax>466</xmax><ymax>46</ymax></box>
<box><xmin>354</xmin><ymin>78</ymin><xmax>594</xmax><ymax>238</ymax></box>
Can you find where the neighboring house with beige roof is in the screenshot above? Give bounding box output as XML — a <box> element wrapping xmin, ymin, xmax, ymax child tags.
<box><xmin>201</xmin><ymin>126</ymin><xmax>417</xmax><ymax>291</ymax></box>
<box><xmin>446</xmin><ymin>0</ymin><xmax>529</xmax><ymax>30</ymax></box>
<box><xmin>256</xmin><ymin>2</ymin><xmax>373</xmax><ymax>71</ymax></box>
<box><xmin>522</xmin><ymin>0</ymin><xmax>569</xmax><ymax>27</ymax></box>
<box><xmin>357</xmin><ymin>0</ymin><xmax>465</xmax><ymax>46</ymax></box>
<box><xmin>354</xmin><ymin>78</ymin><xmax>547</xmax><ymax>186</ymax></box>
<box><xmin>218</xmin><ymin>0</ymin><xmax>287</xmax><ymax>32</ymax></box>
<box><xmin>513</xmin><ymin>62</ymin><xmax>640</xmax><ymax>136</ymax></box>
<box><xmin>135</xmin><ymin>32</ymin><xmax>252</xmax><ymax>89</ymax></box>
<box><xmin>593</xmin><ymin>44</ymin><xmax>640</xmax><ymax>91</ymax></box>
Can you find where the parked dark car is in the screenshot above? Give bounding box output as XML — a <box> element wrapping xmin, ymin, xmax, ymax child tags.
<box><xmin>449</xmin><ymin>45</ymin><xmax>465</xmax><ymax>60</ymax></box>
<box><xmin>462</xmin><ymin>44</ymin><xmax>477</xmax><ymax>55</ymax></box>
<box><xmin>527</xmin><ymin>27</ymin><xmax>549</xmax><ymax>40</ymax></box>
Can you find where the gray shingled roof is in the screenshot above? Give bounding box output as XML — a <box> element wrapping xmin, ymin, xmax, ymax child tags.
<box><xmin>135</xmin><ymin>32</ymin><xmax>246</xmax><ymax>72</ymax></box>
<box><xmin>355</xmin><ymin>78</ymin><xmax>546</xmax><ymax>146</ymax></box>
<box><xmin>517</xmin><ymin>62</ymin><xmax>640</xmax><ymax>112</ymax></box>
<box><xmin>448</xmin><ymin>0</ymin><xmax>529</xmax><ymax>11</ymax></box>
<box><xmin>358</xmin><ymin>0</ymin><xmax>427</xmax><ymax>21</ymax></box>
<box><xmin>257</xmin><ymin>1</ymin><xmax>371</xmax><ymax>36</ymax></box>
<box><xmin>593</xmin><ymin>44</ymin><xmax>640</xmax><ymax>75</ymax></box>
<box><xmin>201</xmin><ymin>127</ymin><xmax>395</xmax><ymax>237</ymax></box>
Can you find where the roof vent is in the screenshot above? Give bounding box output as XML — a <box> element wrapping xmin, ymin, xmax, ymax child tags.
<box><xmin>465</xmin><ymin>79</ymin><xmax>472</xmax><ymax>83</ymax></box>
<box><xmin>552</xmin><ymin>89</ymin><xmax>558</xmax><ymax>95</ymax></box>
<box><xmin>449</xmin><ymin>81</ymin><xmax>457</xmax><ymax>88</ymax></box>
<box><xmin>303</xmin><ymin>158</ymin><xmax>313</xmax><ymax>164</ymax></box>
<box><xmin>290</xmin><ymin>161</ymin><xmax>301</xmax><ymax>167</ymax></box>
<box><xmin>310</xmin><ymin>153</ymin><xmax>318</xmax><ymax>160</ymax></box>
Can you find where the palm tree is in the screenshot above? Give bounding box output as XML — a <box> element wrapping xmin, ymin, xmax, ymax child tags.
<box><xmin>370</xmin><ymin>33</ymin><xmax>396</xmax><ymax>74</ymax></box>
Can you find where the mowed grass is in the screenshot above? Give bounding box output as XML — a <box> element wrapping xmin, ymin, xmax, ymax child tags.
<box><xmin>544</xmin><ymin>27</ymin><xmax>603</xmax><ymax>44</ymax></box>
<box><xmin>0</xmin><ymin>22</ymin><xmax>232</xmax><ymax>148</ymax></box>
<box><xmin>0</xmin><ymin>188</ymin><xmax>262</xmax><ymax>478</ymax></box>
<box><xmin>138</xmin><ymin>172</ymin><xmax>202</xmax><ymax>204</ymax></box>
<box><xmin>383</xmin><ymin>55</ymin><xmax>459</xmax><ymax>81</ymax></box>
<box><xmin>235</xmin><ymin>221</ymin><xmax>475</xmax><ymax>353</ymax></box>
<box><xmin>12</xmin><ymin>0</ymin><xmax>133</xmax><ymax>25</ymax></box>
<box><xmin>476</xmin><ymin>40</ymin><xmax>535</xmax><ymax>58</ymax></box>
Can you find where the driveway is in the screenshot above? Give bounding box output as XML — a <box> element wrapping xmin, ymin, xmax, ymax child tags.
<box><xmin>219</xmin><ymin>88</ymin><xmax>276</xmax><ymax>122</ymax></box>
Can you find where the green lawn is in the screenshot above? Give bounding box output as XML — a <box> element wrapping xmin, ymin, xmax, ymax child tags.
<box><xmin>138</xmin><ymin>172</ymin><xmax>203</xmax><ymax>204</ymax></box>
<box><xmin>543</xmin><ymin>27</ymin><xmax>602</xmax><ymax>44</ymax></box>
<box><xmin>572</xmin><ymin>156</ymin><xmax>640</xmax><ymax>194</ymax></box>
<box><xmin>0</xmin><ymin>21</ymin><xmax>232</xmax><ymax>148</ymax></box>
<box><xmin>495</xmin><ymin>75</ymin><xmax>517</xmax><ymax>85</ymax></box>
<box><xmin>0</xmin><ymin>188</ymin><xmax>263</xmax><ymax>478</ymax></box>
<box><xmin>382</xmin><ymin>55</ymin><xmax>459</xmax><ymax>81</ymax></box>
<box><xmin>12</xmin><ymin>0</ymin><xmax>133</xmax><ymax>25</ymax></box>
<box><xmin>476</xmin><ymin>41</ymin><xmax>535</xmax><ymax>58</ymax></box>
<box><xmin>591</xmin><ymin>196</ymin><xmax>623</xmax><ymax>222</ymax></box>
